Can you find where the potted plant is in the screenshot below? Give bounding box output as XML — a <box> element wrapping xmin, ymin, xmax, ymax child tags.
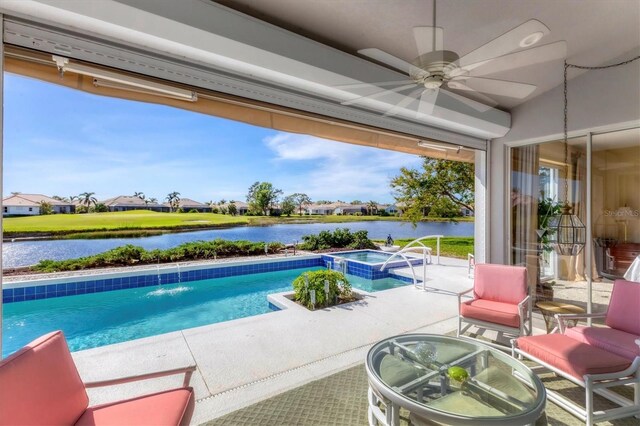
<box><xmin>536</xmin><ymin>197</ymin><xmax>562</xmax><ymax>301</ymax></box>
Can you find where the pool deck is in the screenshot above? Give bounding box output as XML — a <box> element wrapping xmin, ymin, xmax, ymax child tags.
<box><xmin>70</xmin><ymin>256</ymin><xmax>476</xmax><ymax>424</ymax></box>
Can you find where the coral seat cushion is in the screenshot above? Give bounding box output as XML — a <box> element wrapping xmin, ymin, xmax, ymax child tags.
<box><xmin>461</xmin><ymin>299</ymin><xmax>521</xmax><ymax>328</ymax></box>
<box><xmin>474</xmin><ymin>264</ymin><xmax>528</xmax><ymax>304</ymax></box>
<box><xmin>75</xmin><ymin>388</ymin><xmax>195</xmax><ymax>426</ymax></box>
<box><xmin>516</xmin><ymin>334</ymin><xmax>631</xmax><ymax>380</ymax></box>
<box><xmin>0</xmin><ymin>331</ymin><xmax>89</xmax><ymax>426</ymax></box>
<box><xmin>564</xmin><ymin>326</ymin><xmax>640</xmax><ymax>361</ymax></box>
<box><xmin>605</xmin><ymin>279</ymin><xmax>640</xmax><ymax>335</ymax></box>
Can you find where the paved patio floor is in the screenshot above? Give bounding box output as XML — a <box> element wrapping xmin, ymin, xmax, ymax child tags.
<box><xmin>71</xmin><ymin>256</ymin><xmax>475</xmax><ymax>424</ymax></box>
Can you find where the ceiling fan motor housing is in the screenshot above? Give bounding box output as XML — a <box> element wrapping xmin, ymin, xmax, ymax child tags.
<box><xmin>412</xmin><ymin>50</ymin><xmax>461</xmax><ymax>88</ymax></box>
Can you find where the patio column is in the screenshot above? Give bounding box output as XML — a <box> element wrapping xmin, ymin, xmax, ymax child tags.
<box><xmin>474</xmin><ymin>149</ymin><xmax>487</xmax><ymax>264</ymax></box>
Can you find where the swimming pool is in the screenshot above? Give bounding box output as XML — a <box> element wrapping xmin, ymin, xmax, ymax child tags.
<box><xmin>2</xmin><ymin>266</ymin><xmax>410</xmax><ymax>357</ymax></box>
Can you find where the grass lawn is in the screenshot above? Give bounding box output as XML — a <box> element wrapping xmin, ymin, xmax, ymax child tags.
<box><xmin>3</xmin><ymin>210</ymin><xmax>472</xmax><ymax>237</ymax></box>
<box><xmin>3</xmin><ymin>210</ymin><xmax>248</xmax><ymax>235</ymax></box>
<box><xmin>373</xmin><ymin>237</ymin><xmax>474</xmax><ymax>259</ymax></box>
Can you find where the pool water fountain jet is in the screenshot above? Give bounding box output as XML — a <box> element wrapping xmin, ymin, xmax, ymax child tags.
<box><xmin>176</xmin><ymin>263</ymin><xmax>181</xmax><ymax>284</ymax></box>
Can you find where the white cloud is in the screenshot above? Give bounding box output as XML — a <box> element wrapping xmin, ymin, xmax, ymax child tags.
<box><xmin>263</xmin><ymin>132</ymin><xmax>422</xmax><ymax>202</ymax></box>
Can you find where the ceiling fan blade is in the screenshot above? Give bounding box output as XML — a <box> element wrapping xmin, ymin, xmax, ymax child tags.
<box><xmin>413</xmin><ymin>27</ymin><xmax>444</xmax><ymax>56</ymax></box>
<box><xmin>452</xmin><ymin>76</ymin><xmax>536</xmax><ymax>99</ymax></box>
<box><xmin>440</xmin><ymin>88</ymin><xmax>496</xmax><ymax>111</ymax></box>
<box><xmin>463</xmin><ymin>41</ymin><xmax>567</xmax><ymax>75</ymax></box>
<box><xmin>358</xmin><ymin>48</ymin><xmax>415</xmax><ymax>74</ymax></box>
<box><xmin>334</xmin><ymin>80</ymin><xmax>415</xmax><ymax>90</ymax></box>
<box><xmin>416</xmin><ymin>89</ymin><xmax>439</xmax><ymax>117</ymax></box>
<box><xmin>383</xmin><ymin>87</ymin><xmax>426</xmax><ymax>117</ymax></box>
<box><xmin>341</xmin><ymin>84</ymin><xmax>418</xmax><ymax>106</ymax></box>
<box><xmin>458</xmin><ymin>19</ymin><xmax>550</xmax><ymax>69</ymax></box>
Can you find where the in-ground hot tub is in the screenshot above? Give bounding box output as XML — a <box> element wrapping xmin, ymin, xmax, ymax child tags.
<box><xmin>321</xmin><ymin>250</ymin><xmax>424</xmax><ymax>280</ymax></box>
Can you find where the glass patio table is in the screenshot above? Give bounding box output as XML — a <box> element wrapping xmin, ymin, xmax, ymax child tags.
<box><xmin>365</xmin><ymin>334</ymin><xmax>546</xmax><ymax>425</ymax></box>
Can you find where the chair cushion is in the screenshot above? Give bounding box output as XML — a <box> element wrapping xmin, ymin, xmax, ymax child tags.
<box><xmin>564</xmin><ymin>326</ymin><xmax>640</xmax><ymax>361</ymax></box>
<box><xmin>0</xmin><ymin>330</ymin><xmax>89</xmax><ymax>425</ymax></box>
<box><xmin>516</xmin><ymin>334</ymin><xmax>631</xmax><ymax>380</ymax></box>
<box><xmin>461</xmin><ymin>298</ymin><xmax>521</xmax><ymax>328</ymax></box>
<box><xmin>474</xmin><ymin>264</ymin><xmax>528</xmax><ymax>305</ymax></box>
<box><xmin>605</xmin><ymin>279</ymin><xmax>640</xmax><ymax>335</ymax></box>
<box><xmin>75</xmin><ymin>388</ymin><xmax>194</xmax><ymax>426</ymax></box>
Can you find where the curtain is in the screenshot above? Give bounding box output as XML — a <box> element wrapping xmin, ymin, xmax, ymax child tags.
<box><xmin>511</xmin><ymin>145</ymin><xmax>540</xmax><ymax>289</ymax></box>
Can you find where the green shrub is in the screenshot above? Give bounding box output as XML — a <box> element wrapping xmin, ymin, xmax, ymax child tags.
<box><xmin>292</xmin><ymin>269</ymin><xmax>352</xmax><ymax>309</ymax></box>
<box><xmin>299</xmin><ymin>228</ymin><xmax>377</xmax><ymax>250</ymax></box>
<box><xmin>32</xmin><ymin>239</ymin><xmax>285</xmax><ymax>272</ymax></box>
<box><xmin>188</xmin><ymin>209</ymin><xmax>199</xmax><ymax>213</ymax></box>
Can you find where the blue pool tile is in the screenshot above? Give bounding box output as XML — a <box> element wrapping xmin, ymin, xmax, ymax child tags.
<box><xmin>25</xmin><ymin>287</ymin><xmax>35</xmax><ymax>295</ymax></box>
<box><xmin>13</xmin><ymin>288</ymin><xmax>25</xmax><ymax>296</ymax></box>
<box><xmin>3</xmin><ymin>295</ymin><xmax>13</xmax><ymax>303</ymax></box>
<box><xmin>3</xmin><ymin>288</ymin><xmax>13</xmax><ymax>298</ymax></box>
<box><xmin>13</xmin><ymin>295</ymin><xmax>25</xmax><ymax>302</ymax></box>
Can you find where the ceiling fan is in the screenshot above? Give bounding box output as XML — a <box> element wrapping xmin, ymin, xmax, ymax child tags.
<box><xmin>340</xmin><ymin>1</ymin><xmax>567</xmax><ymax>117</ymax></box>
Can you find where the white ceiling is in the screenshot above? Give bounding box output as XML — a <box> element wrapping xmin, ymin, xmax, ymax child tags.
<box><xmin>215</xmin><ymin>0</ymin><xmax>640</xmax><ymax>110</ymax></box>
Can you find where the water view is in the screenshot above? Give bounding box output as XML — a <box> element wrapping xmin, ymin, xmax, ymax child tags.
<box><xmin>3</xmin><ymin>221</ymin><xmax>473</xmax><ymax>267</ymax></box>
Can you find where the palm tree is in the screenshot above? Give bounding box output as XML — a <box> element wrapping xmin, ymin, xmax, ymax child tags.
<box><xmin>367</xmin><ymin>200</ymin><xmax>378</xmax><ymax>216</ymax></box>
<box><xmin>68</xmin><ymin>195</ymin><xmax>78</xmax><ymax>203</ymax></box>
<box><xmin>147</xmin><ymin>197</ymin><xmax>158</xmax><ymax>204</ymax></box>
<box><xmin>133</xmin><ymin>191</ymin><xmax>145</xmax><ymax>200</ymax></box>
<box><xmin>166</xmin><ymin>191</ymin><xmax>181</xmax><ymax>212</ymax></box>
<box><xmin>78</xmin><ymin>192</ymin><xmax>97</xmax><ymax>207</ymax></box>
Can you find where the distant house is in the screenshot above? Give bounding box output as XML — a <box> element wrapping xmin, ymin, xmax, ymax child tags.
<box><xmin>460</xmin><ymin>207</ymin><xmax>474</xmax><ymax>217</ymax></box>
<box><xmin>306</xmin><ymin>203</ymin><xmax>338</xmax><ymax>215</ymax></box>
<box><xmin>164</xmin><ymin>198</ymin><xmax>212</xmax><ymax>213</ymax></box>
<box><xmin>2</xmin><ymin>194</ymin><xmax>75</xmax><ymax>216</ymax></box>
<box><xmin>333</xmin><ymin>203</ymin><xmax>369</xmax><ymax>215</ymax></box>
<box><xmin>220</xmin><ymin>201</ymin><xmax>249</xmax><ymax>215</ymax></box>
<box><xmin>102</xmin><ymin>195</ymin><xmax>165</xmax><ymax>212</ymax></box>
<box><xmin>385</xmin><ymin>204</ymin><xmax>400</xmax><ymax>215</ymax></box>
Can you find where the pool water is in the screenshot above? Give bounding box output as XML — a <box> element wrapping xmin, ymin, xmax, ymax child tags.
<box><xmin>334</xmin><ymin>250</ymin><xmax>393</xmax><ymax>264</ymax></box>
<box><xmin>2</xmin><ymin>266</ymin><xmax>409</xmax><ymax>357</ymax></box>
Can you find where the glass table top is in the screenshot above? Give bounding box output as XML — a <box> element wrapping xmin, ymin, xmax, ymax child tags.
<box><xmin>366</xmin><ymin>334</ymin><xmax>545</xmax><ymax>425</ymax></box>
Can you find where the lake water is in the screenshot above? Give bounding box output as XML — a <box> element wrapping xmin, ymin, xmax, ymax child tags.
<box><xmin>2</xmin><ymin>220</ymin><xmax>473</xmax><ymax>268</ymax></box>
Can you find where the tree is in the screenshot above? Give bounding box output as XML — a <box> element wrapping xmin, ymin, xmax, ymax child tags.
<box><xmin>246</xmin><ymin>182</ymin><xmax>282</xmax><ymax>215</ymax></box>
<box><xmin>133</xmin><ymin>192</ymin><xmax>145</xmax><ymax>200</ymax></box>
<box><xmin>39</xmin><ymin>201</ymin><xmax>54</xmax><ymax>215</ymax></box>
<box><xmin>390</xmin><ymin>157</ymin><xmax>474</xmax><ymax>223</ymax></box>
<box><xmin>166</xmin><ymin>191</ymin><xmax>181</xmax><ymax>212</ymax></box>
<box><xmin>227</xmin><ymin>203</ymin><xmax>237</xmax><ymax>216</ymax></box>
<box><xmin>367</xmin><ymin>200</ymin><xmax>379</xmax><ymax>216</ymax></box>
<box><xmin>287</xmin><ymin>193</ymin><xmax>311</xmax><ymax>215</ymax></box>
<box><xmin>281</xmin><ymin>195</ymin><xmax>297</xmax><ymax>217</ymax></box>
<box><xmin>218</xmin><ymin>199</ymin><xmax>227</xmax><ymax>205</ymax></box>
<box><xmin>68</xmin><ymin>195</ymin><xmax>78</xmax><ymax>203</ymax></box>
<box><xmin>78</xmin><ymin>192</ymin><xmax>97</xmax><ymax>208</ymax></box>
<box><xmin>91</xmin><ymin>203</ymin><xmax>109</xmax><ymax>213</ymax></box>
<box><xmin>147</xmin><ymin>197</ymin><xmax>158</xmax><ymax>204</ymax></box>
<box><xmin>350</xmin><ymin>200</ymin><xmax>363</xmax><ymax>205</ymax></box>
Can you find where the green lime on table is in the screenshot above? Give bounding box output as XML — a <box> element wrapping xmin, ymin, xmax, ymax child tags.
<box><xmin>447</xmin><ymin>366</ymin><xmax>469</xmax><ymax>382</ymax></box>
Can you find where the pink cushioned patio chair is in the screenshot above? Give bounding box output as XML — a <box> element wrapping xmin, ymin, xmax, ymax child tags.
<box><xmin>0</xmin><ymin>330</ymin><xmax>196</xmax><ymax>426</ymax></box>
<box><xmin>513</xmin><ymin>279</ymin><xmax>640</xmax><ymax>425</ymax></box>
<box><xmin>457</xmin><ymin>263</ymin><xmax>532</xmax><ymax>342</ymax></box>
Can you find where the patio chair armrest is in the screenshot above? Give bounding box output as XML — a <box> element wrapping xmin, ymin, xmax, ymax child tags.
<box><xmin>457</xmin><ymin>287</ymin><xmax>474</xmax><ymax>297</ymax></box>
<box><xmin>84</xmin><ymin>365</ymin><xmax>197</xmax><ymax>388</ymax></box>
<box><xmin>555</xmin><ymin>312</ymin><xmax>606</xmax><ymax>333</ymax></box>
<box><xmin>517</xmin><ymin>295</ymin><xmax>531</xmax><ymax>310</ymax></box>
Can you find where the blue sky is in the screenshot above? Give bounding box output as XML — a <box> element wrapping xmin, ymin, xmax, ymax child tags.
<box><xmin>3</xmin><ymin>73</ymin><xmax>421</xmax><ymax>204</ymax></box>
